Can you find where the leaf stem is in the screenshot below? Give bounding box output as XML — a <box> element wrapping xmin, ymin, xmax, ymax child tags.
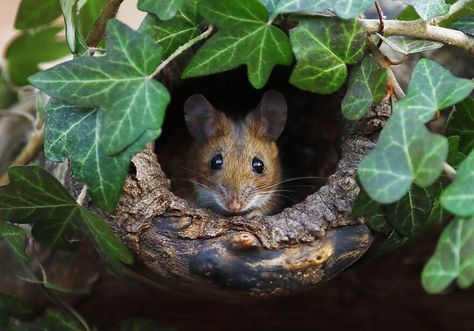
<box><xmin>443</xmin><ymin>162</ymin><xmax>457</xmax><ymax>180</ymax></box>
<box><xmin>85</xmin><ymin>0</ymin><xmax>124</xmax><ymax>48</ymax></box>
<box><xmin>367</xmin><ymin>41</ymin><xmax>406</xmax><ymax>99</ymax></box>
<box><xmin>364</xmin><ymin>19</ymin><xmax>474</xmax><ymax>55</ymax></box>
<box><xmin>374</xmin><ymin>1</ymin><xmax>385</xmax><ymax>47</ymax></box>
<box><xmin>150</xmin><ymin>24</ymin><xmax>214</xmax><ymax>78</ymax></box>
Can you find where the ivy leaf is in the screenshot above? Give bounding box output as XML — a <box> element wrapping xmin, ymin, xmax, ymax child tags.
<box><xmin>353</xmin><ymin>183</ymin><xmax>444</xmax><ymax>257</ymax></box>
<box><xmin>358</xmin><ymin>106</ymin><xmax>448</xmax><ymax>204</ymax></box>
<box><xmin>139</xmin><ymin>0</ymin><xmax>201</xmax><ymax>58</ymax></box>
<box><xmin>353</xmin><ymin>183</ymin><xmax>443</xmax><ymax>237</ymax></box>
<box><xmin>441</xmin><ymin>150</ymin><xmax>474</xmax><ymax>217</ymax></box>
<box><xmin>377</xmin><ymin>34</ymin><xmax>443</xmax><ymax>54</ymax></box>
<box><xmin>341</xmin><ymin>55</ymin><xmax>388</xmax><ymax>120</ymax></box>
<box><xmin>447</xmin><ymin>136</ymin><xmax>466</xmax><ymax>168</ymax></box>
<box><xmin>268</xmin><ymin>0</ymin><xmax>373</xmax><ymax>19</ymax></box>
<box><xmin>352</xmin><ymin>187</ymin><xmax>388</xmax><ymax>233</ymax></box>
<box><xmin>402</xmin><ymin>0</ymin><xmax>450</xmax><ymax>20</ymax></box>
<box><xmin>6</xmin><ymin>27</ymin><xmax>70</xmax><ymax>86</ymax></box>
<box><xmin>29</xmin><ymin>19</ymin><xmax>170</xmax><ymax>155</ymax></box>
<box><xmin>61</xmin><ymin>0</ymin><xmax>77</xmax><ymax>53</ymax></box>
<box><xmin>422</xmin><ymin>217</ymin><xmax>474</xmax><ymax>294</ymax></box>
<box><xmin>45</xmin><ymin>100</ymin><xmax>159</xmax><ymax>213</ymax></box>
<box><xmin>14</xmin><ymin>0</ymin><xmax>63</xmax><ymax>30</ymax></box>
<box><xmin>44</xmin><ymin>309</ymin><xmax>82</xmax><ymax>331</ymax></box>
<box><xmin>386</xmin><ymin>184</ymin><xmax>443</xmax><ymax>237</ymax></box>
<box><xmin>446</xmin><ymin>97</ymin><xmax>474</xmax><ymax>155</ymax></box>
<box><xmin>138</xmin><ymin>0</ymin><xmax>185</xmax><ymax>21</ymax></box>
<box><xmin>0</xmin><ymin>166</ymin><xmax>133</xmax><ymax>273</ymax></box>
<box><xmin>182</xmin><ymin>0</ymin><xmax>293</xmax><ymax>89</ymax></box>
<box><xmin>0</xmin><ymin>222</ymin><xmax>28</xmax><ymax>262</ymax></box>
<box><xmin>260</xmin><ymin>0</ymin><xmax>279</xmax><ymax>13</ymax></box>
<box><xmin>396</xmin><ymin>59</ymin><xmax>474</xmax><ymax>122</ymax></box>
<box><xmin>450</xmin><ymin>16</ymin><xmax>474</xmax><ymax>36</ymax></box>
<box><xmin>289</xmin><ymin>17</ymin><xmax>367</xmax><ymax>94</ymax></box>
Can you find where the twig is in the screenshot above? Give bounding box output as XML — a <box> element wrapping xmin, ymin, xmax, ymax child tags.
<box><xmin>374</xmin><ymin>1</ymin><xmax>385</xmax><ymax>47</ymax></box>
<box><xmin>76</xmin><ymin>185</ymin><xmax>89</xmax><ymax>206</ymax></box>
<box><xmin>0</xmin><ymin>124</ymin><xmax>45</xmax><ymax>185</ymax></box>
<box><xmin>85</xmin><ymin>0</ymin><xmax>124</xmax><ymax>48</ymax></box>
<box><xmin>364</xmin><ymin>19</ymin><xmax>474</xmax><ymax>55</ymax></box>
<box><xmin>443</xmin><ymin>162</ymin><xmax>457</xmax><ymax>180</ymax></box>
<box><xmin>367</xmin><ymin>41</ymin><xmax>406</xmax><ymax>99</ymax></box>
<box><xmin>150</xmin><ymin>24</ymin><xmax>214</xmax><ymax>78</ymax></box>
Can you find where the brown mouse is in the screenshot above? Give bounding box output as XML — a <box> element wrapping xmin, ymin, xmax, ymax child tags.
<box><xmin>183</xmin><ymin>90</ymin><xmax>287</xmax><ymax>216</ymax></box>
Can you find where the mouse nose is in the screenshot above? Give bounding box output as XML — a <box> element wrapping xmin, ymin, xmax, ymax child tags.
<box><xmin>226</xmin><ymin>196</ymin><xmax>243</xmax><ymax>213</ymax></box>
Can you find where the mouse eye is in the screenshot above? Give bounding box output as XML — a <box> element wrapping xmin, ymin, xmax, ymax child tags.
<box><xmin>210</xmin><ymin>154</ymin><xmax>223</xmax><ymax>170</ymax></box>
<box><xmin>252</xmin><ymin>157</ymin><xmax>264</xmax><ymax>174</ymax></box>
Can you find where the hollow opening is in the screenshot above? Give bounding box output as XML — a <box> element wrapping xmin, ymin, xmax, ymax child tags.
<box><xmin>155</xmin><ymin>66</ymin><xmax>344</xmax><ymax>214</ymax></box>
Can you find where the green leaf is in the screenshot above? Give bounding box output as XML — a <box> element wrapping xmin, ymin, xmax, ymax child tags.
<box><xmin>138</xmin><ymin>0</ymin><xmax>186</xmax><ymax>20</ymax></box>
<box><xmin>422</xmin><ymin>217</ymin><xmax>474</xmax><ymax>293</ymax></box>
<box><xmin>0</xmin><ymin>166</ymin><xmax>133</xmax><ymax>273</ymax></box>
<box><xmin>44</xmin><ymin>309</ymin><xmax>82</xmax><ymax>331</ymax></box>
<box><xmin>0</xmin><ymin>294</ymin><xmax>32</xmax><ymax>326</ymax></box>
<box><xmin>341</xmin><ymin>55</ymin><xmax>388</xmax><ymax>120</ymax></box>
<box><xmin>260</xmin><ymin>0</ymin><xmax>279</xmax><ymax>13</ymax></box>
<box><xmin>402</xmin><ymin>0</ymin><xmax>450</xmax><ymax>20</ymax></box>
<box><xmin>358</xmin><ymin>106</ymin><xmax>448</xmax><ymax>204</ymax></box>
<box><xmin>352</xmin><ymin>187</ymin><xmax>389</xmax><ymax>234</ymax></box>
<box><xmin>0</xmin><ymin>222</ymin><xmax>28</xmax><ymax>262</ymax></box>
<box><xmin>396</xmin><ymin>59</ymin><xmax>474</xmax><ymax>122</ymax></box>
<box><xmin>61</xmin><ymin>0</ymin><xmax>77</xmax><ymax>53</ymax></box>
<box><xmin>397</xmin><ymin>5</ymin><xmax>420</xmax><ymax>21</ymax></box>
<box><xmin>449</xmin><ymin>15</ymin><xmax>474</xmax><ymax>36</ymax></box>
<box><xmin>139</xmin><ymin>0</ymin><xmax>201</xmax><ymax>58</ymax></box>
<box><xmin>377</xmin><ymin>35</ymin><xmax>444</xmax><ymax>54</ymax></box>
<box><xmin>45</xmin><ymin>100</ymin><xmax>158</xmax><ymax>213</ymax></box>
<box><xmin>446</xmin><ymin>136</ymin><xmax>466</xmax><ymax>168</ymax></box>
<box><xmin>269</xmin><ymin>0</ymin><xmax>373</xmax><ymax>19</ymax></box>
<box><xmin>6</xmin><ymin>27</ymin><xmax>70</xmax><ymax>87</ymax></box>
<box><xmin>353</xmin><ymin>182</ymin><xmax>444</xmax><ymax>237</ymax></box>
<box><xmin>446</xmin><ymin>97</ymin><xmax>474</xmax><ymax>155</ymax></box>
<box><xmin>386</xmin><ymin>184</ymin><xmax>442</xmax><ymax>237</ymax></box>
<box><xmin>359</xmin><ymin>59</ymin><xmax>471</xmax><ymax>204</ymax></box>
<box><xmin>441</xmin><ymin>150</ymin><xmax>474</xmax><ymax>217</ymax></box>
<box><xmin>29</xmin><ymin>19</ymin><xmax>170</xmax><ymax>155</ymax></box>
<box><xmin>289</xmin><ymin>17</ymin><xmax>367</xmax><ymax>94</ymax></box>
<box><xmin>182</xmin><ymin>0</ymin><xmax>293</xmax><ymax>89</ymax></box>
<box><xmin>14</xmin><ymin>0</ymin><xmax>63</xmax><ymax>30</ymax></box>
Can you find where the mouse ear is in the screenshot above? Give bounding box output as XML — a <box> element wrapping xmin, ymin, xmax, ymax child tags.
<box><xmin>184</xmin><ymin>94</ymin><xmax>227</xmax><ymax>141</ymax></box>
<box><xmin>247</xmin><ymin>90</ymin><xmax>287</xmax><ymax>141</ymax></box>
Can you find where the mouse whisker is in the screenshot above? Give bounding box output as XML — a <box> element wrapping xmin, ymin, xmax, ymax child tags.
<box><xmin>263</xmin><ymin>176</ymin><xmax>329</xmax><ymax>190</ymax></box>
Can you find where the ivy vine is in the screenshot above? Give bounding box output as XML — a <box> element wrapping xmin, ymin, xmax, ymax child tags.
<box><xmin>0</xmin><ymin>0</ymin><xmax>474</xmax><ymax>327</ymax></box>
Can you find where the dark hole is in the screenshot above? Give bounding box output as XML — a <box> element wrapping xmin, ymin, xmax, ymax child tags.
<box><xmin>155</xmin><ymin>65</ymin><xmax>344</xmax><ymax>213</ymax></box>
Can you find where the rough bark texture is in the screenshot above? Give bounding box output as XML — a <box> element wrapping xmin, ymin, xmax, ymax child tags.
<box><xmin>107</xmin><ymin>100</ymin><xmax>393</xmax><ymax>298</ymax></box>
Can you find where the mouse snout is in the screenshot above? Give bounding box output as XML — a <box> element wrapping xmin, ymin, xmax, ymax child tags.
<box><xmin>226</xmin><ymin>196</ymin><xmax>244</xmax><ymax>213</ymax></box>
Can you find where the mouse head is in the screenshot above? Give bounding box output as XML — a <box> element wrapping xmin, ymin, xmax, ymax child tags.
<box><xmin>184</xmin><ymin>90</ymin><xmax>287</xmax><ymax>215</ymax></box>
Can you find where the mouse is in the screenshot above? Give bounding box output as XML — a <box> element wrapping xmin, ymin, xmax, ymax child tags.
<box><xmin>182</xmin><ymin>90</ymin><xmax>287</xmax><ymax>216</ymax></box>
